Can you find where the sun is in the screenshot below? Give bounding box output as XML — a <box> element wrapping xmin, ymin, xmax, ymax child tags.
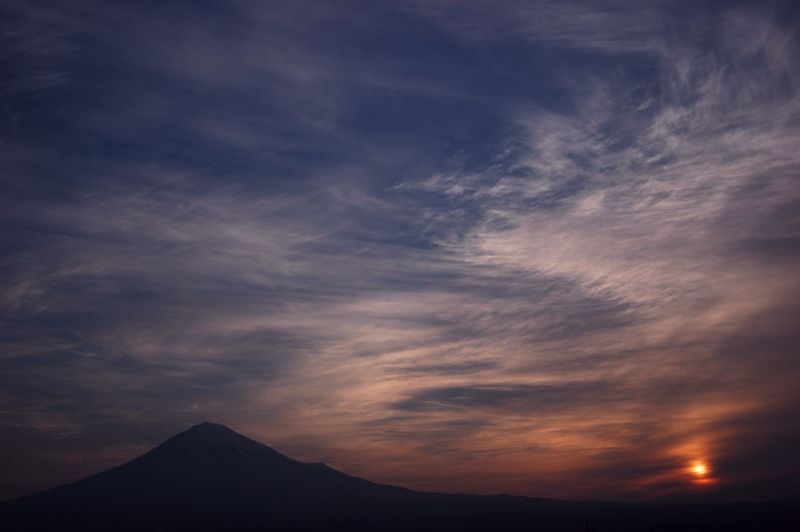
<box><xmin>691</xmin><ymin>461</ymin><xmax>708</xmax><ymax>477</ymax></box>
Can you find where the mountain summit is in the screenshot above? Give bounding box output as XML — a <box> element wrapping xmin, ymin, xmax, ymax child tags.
<box><xmin>1</xmin><ymin>423</ymin><xmax>794</xmax><ymax>531</ymax></box>
<box><xmin>134</xmin><ymin>421</ymin><xmax>301</xmax><ymax>466</ymax></box>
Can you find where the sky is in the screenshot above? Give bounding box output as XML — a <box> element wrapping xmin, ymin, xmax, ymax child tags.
<box><xmin>1</xmin><ymin>0</ymin><xmax>799</xmax><ymax>503</ymax></box>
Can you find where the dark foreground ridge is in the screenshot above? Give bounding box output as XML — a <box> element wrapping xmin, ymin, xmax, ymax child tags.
<box><xmin>1</xmin><ymin>422</ymin><xmax>795</xmax><ymax>531</ymax></box>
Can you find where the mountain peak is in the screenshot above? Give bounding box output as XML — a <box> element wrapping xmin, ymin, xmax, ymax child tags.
<box><xmin>164</xmin><ymin>421</ymin><xmax>243</xmax><ymax>445</ymax></box>
<box><xmin>183</xmin><ymin>421</ymin><xmax>235</xmax><ymax>435</ymax></box>
<box><xmin>128</xmin><ymin>421</ymin><xmax>298</xmax><ymax>469</ymax></box>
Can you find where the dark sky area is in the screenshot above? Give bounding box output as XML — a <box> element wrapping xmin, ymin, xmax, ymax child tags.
<box><xmin>1</xmin><ymin>0</ymin><xmax>799</xmax><ymax>503</ymax></box>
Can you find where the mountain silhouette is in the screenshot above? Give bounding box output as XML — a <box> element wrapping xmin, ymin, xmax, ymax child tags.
<box><xmin>1</xmin><ymin>422</ymin><xmax>795</xmax><ymax>531</ymax></box>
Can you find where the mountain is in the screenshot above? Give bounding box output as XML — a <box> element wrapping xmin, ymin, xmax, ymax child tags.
<box><xmin>0</xmin><ymin>422</ymin><xmax>795</xmax><ymax>531</ymax></box>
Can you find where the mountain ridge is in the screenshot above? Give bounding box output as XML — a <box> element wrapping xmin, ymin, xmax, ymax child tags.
<box><xmin>1</xmin><ymin>422</ymin><xmax>795</xmax><ymax>531</ymax></box>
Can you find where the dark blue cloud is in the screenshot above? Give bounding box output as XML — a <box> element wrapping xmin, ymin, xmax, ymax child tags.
<box><xmin>391</xmin><ymin>382</ymin><xmax>613</xmax><ymax>412</ymax></box>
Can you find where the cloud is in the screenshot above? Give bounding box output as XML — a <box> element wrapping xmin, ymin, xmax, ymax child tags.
<box><xmin>391</xmin><ymin>382</ymin><xmax>613</xmax><ymax>412</ymax></box>
<box><xmin>407</xmin><ymin>0</ymin><xmax>670</xmax><ymax>55</ymax></box>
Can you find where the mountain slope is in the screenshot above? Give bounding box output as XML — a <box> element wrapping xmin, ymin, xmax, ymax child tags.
<box><xmin>0</xmin><ymin>422</ymin><xmax>795</xmax><ymax>531</ymax></box>
<box><xmin>0</xmin><ymin>422</ymin><xmax>419</xmax><ymax>530</ymax></box>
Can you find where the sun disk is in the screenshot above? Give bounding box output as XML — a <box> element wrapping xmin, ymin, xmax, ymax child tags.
<box><xmin>692</xmin><ymin>462</ymin><xmax>708</xmax><ymax>476</ymax></box>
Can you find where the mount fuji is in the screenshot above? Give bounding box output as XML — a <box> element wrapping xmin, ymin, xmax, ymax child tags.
<box><xmin>0</xmin><ymin>422</ymin><xmax>794</xmax><ymax>531</ymax></box>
